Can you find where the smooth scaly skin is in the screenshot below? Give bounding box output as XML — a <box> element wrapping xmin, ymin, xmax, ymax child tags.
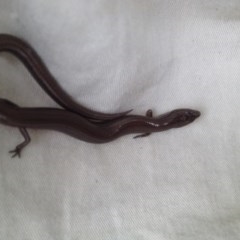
<box><xmin>0</xmin><ymin>34</ymin><xmax>131</xmax><ymax>121</ymax></box>
<box><xmin>0</xmin><ymin>99</ymin><xmax>200</xmax><ymax>157</ymax></box>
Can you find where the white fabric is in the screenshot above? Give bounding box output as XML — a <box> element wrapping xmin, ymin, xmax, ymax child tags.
<box><xmin>0</xmin><ymin>1</ymin><xmax>239</xmax><ymax>239</ymax></box>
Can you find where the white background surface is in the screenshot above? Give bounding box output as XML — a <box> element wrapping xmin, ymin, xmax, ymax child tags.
<box><xmin>0</xmin><ymin>0</ymin><xmax>239</xmax><ymax>239</ymax></box>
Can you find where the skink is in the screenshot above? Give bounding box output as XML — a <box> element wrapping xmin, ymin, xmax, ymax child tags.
<box><xmin>0</xmin><ymin>98</ymin><xmax>200</xmax><ymax>157</ymax></box>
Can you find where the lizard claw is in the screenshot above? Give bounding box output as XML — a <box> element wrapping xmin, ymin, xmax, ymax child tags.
<box><xmin>9</xmin><ymin>147</ymin><xmax>21</xmax><ymax>158</ymax></box>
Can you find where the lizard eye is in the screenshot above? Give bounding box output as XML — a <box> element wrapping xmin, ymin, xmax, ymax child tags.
<box><xmin>180</xmin><ymin>115</ymin><xmax>187</xmax><ymax>122</ymax></box>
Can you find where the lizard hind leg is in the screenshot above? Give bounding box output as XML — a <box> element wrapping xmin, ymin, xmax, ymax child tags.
<box><xmin>9</xmin><ymin>128</ymin><xmax>31</xmax><ymax>158</ymax></box>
